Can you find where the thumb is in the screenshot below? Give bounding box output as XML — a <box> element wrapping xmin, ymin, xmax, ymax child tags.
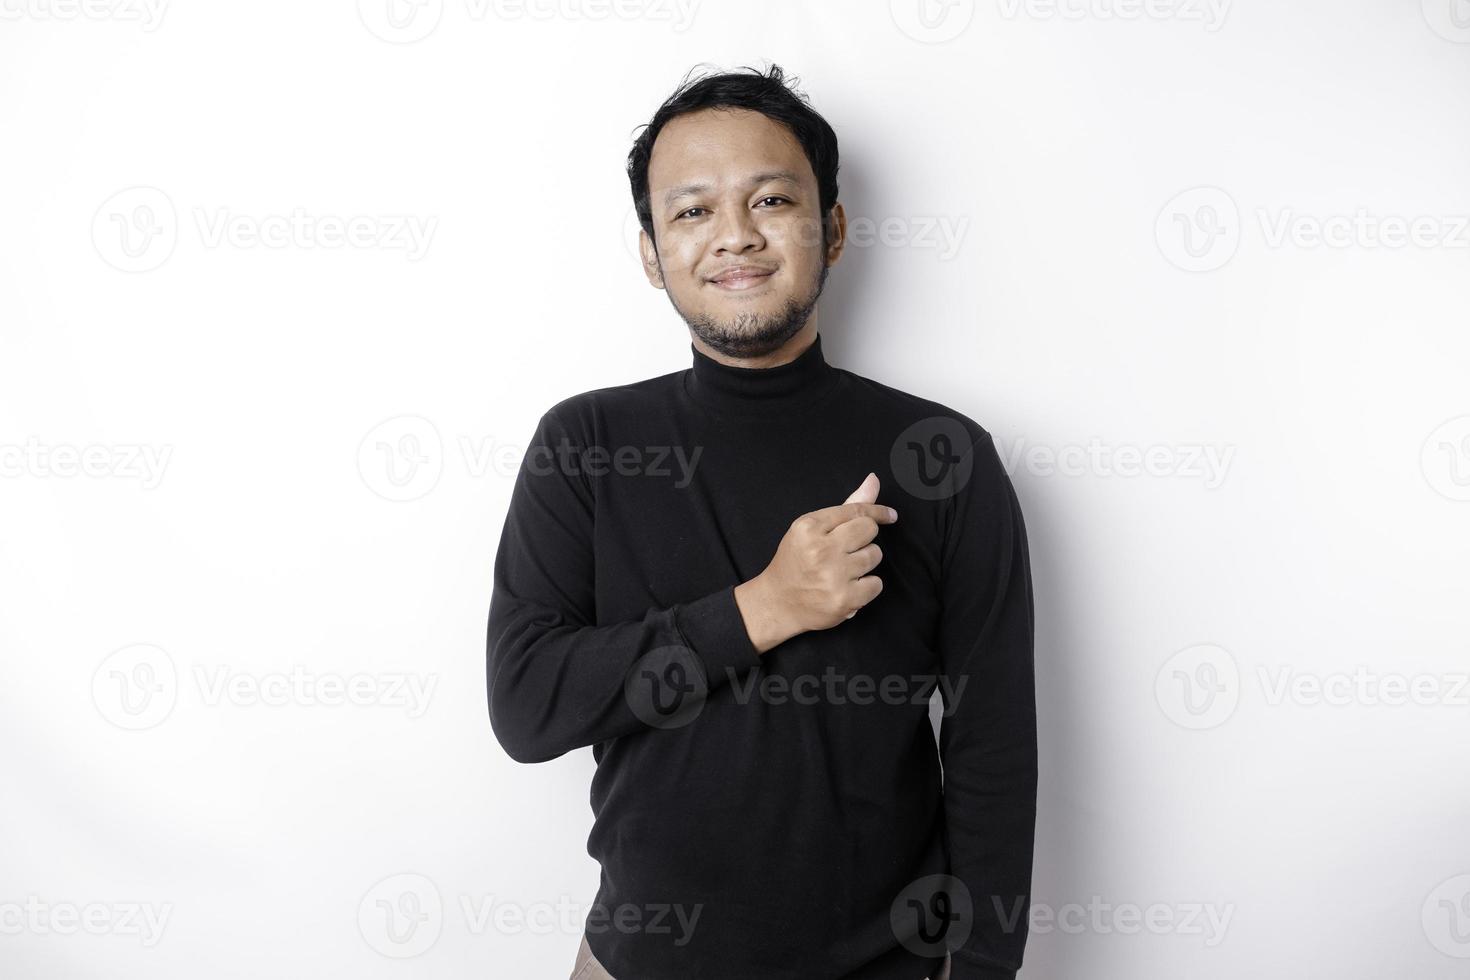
<box><xmin>844</xmin><ymin>471</ymin><xmax>879</xmax><ymax>505</ymax></box>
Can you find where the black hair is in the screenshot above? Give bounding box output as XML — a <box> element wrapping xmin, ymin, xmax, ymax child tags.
<box><xmin>626</xmin><ymin>62</ymin><xmax>840</xmax><ymax>253</ymax></box>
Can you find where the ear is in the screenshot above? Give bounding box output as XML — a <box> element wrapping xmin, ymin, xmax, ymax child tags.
<box><xmin>823</xmin><ymin>202</ymin><xmax>848</xmax><ymax>267</ymax></box>
<box><xmin>639</xmin><ymin>228</ymin><xmax>665</xmax><ymax>289</ymax></box>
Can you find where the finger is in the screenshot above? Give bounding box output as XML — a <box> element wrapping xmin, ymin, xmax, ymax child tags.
<box><xmin>830</xmin><ymin>515</ymin><xmax>880</xmax><ymax>552</ymax></box>
<box><xmin>843</xmin><ymin>471</ymin><xmax>879</xmax><ymax>505</ymax></box>
<box><xmin>848</xmin><ymin>574</ymin><xmax>884</xmax><ymax>610</ymax></box>
<box><xmin>846</xmin><ymin>542</ymin><xmax>882</xmax><ymax>577</ymax></box>
<box><xmin>809</xmin><ymin>501</ymin><xmax>897</xmax><ymax>533</ymax></box>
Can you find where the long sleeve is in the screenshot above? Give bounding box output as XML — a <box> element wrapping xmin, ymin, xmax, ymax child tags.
<box><xmin>934</xmin><ymin>427</ymin><xmax>1038</xmax><ymax>979</ymax></box>
<box><xmin>486</xmin><ymin>406</ymin><xmax>763</xmax><ymax>764</ymax></box>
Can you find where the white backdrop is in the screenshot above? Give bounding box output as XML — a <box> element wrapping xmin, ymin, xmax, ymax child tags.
<box><xmin>2</xmin><ymin>2</ymin><xmax>1468</xmax><ymax>977</ymax></box>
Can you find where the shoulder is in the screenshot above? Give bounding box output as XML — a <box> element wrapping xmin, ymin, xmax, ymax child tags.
<box><xmin>536</xmin><ymin>369</ymin><xmax>685</xmax><ymax>439</ymax></box>
<box><xmin>838</xmin><ymin>367</ymin><xmax>997</xmax><ymax>459</ymax></box>
<box><xmin>835</xmin><ymin>366</ymin><xmax>1018</xmax><ymax>521</ymax></box>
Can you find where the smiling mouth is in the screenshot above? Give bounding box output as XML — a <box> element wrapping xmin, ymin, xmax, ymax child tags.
<box><xmin>709</xmin><ymin>270</ymin><xmax>775</xmax><ymax>290</ymax></box>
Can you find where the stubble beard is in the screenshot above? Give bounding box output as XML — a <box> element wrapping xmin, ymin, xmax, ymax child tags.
<box><xmin>667</xmin><ymin>254</ymin><xmax>831</xmax><ymax>360</ymax></box>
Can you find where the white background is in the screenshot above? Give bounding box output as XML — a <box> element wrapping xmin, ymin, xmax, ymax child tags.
<box><xmin>2</xmin><ymin>1</ymin><xmax>1468</xmax><ymax>977</ymax></box>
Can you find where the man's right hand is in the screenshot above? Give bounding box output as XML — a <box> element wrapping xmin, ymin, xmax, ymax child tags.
<box><xmin>733</xmin><ymin>472</ymin><xmax>898</xmax><ymax>655</ymax></box>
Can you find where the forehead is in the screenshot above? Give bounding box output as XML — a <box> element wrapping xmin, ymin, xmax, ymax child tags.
<box><xmin>647</xmin><ymin>107</ymin><xmax>815</xmax><ymax>198</ymax></box>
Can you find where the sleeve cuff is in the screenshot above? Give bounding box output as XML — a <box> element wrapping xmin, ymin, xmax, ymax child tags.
<box><xmin>672</xmin><ymin>585</ymin><xmax>763</xmax><ymax>693</ymax></box>
<box><xmin>948</xmin><ymin>956</ymin><xmax>1017</xmax><ymax>980</ymax></box>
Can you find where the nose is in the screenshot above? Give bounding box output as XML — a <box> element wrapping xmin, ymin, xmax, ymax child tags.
<box><xmin>712</xmin><ymin>202</ymin><xmax>764</xmax><ymax>255</ymax></box>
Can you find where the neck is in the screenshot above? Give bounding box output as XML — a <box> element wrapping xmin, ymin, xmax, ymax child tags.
<box><xmin>684</xmin><ymin>326</ymin><xmax>840</xmax><ymax>417</ymax></box>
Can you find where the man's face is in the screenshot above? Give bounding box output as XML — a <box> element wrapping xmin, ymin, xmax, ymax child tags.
<box><xmin>640</xmin><ymin>107</ymin><xmax>845</xmax><ymax>359</ymax></box>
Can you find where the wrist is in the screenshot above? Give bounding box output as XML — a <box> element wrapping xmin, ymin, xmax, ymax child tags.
<box><xmin>733</xmin><ymin>574</ymin><xmax>796</xmax><ymax>655</ymax></box>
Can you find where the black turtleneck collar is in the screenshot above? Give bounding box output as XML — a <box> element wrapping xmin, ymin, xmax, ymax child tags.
<box><xmin>684</xmin><ymin>332</ymin><xmax>842</xmax><ymax>417</ymax></box>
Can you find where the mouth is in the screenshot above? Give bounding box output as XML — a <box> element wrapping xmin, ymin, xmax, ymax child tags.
<box><xmin>708</xmin><ymin>268</ymin><xmax>776</xmax><ymax>291</ymax></box>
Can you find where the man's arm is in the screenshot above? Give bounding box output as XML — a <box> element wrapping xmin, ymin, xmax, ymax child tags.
<box><xmin>935</xmin><ymin>427</ymin><xmax>1038</xmax><ymax>980</ymax></box>
<box><xmin>486</xmin><ymin>406</ymin><xmax>763</xmax><ymax>764</ymax></box>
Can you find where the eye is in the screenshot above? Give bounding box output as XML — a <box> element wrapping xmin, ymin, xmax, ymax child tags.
<box><xmin>675</xmin><ymin>198</ymin><xmax>788</xmax><ymax>221</ymax></box>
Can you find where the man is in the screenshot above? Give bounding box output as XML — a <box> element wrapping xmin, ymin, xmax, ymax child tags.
<box><xmin>487</xmin><ymin>64</ymin><xmax>1037</xmax><ymax>980</ymax></box>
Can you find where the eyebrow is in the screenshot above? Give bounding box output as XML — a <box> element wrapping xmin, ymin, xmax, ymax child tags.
<box><xmin>662</xmin><ymin>171</ymin><xmax>803</xmax><ymax>207</ymax></box>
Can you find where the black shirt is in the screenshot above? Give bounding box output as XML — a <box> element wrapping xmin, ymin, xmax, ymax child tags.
<box><xmin>487</xmin><ymin>332</ymin><xmax>1036</xmax><ymax>979</ymax></box>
